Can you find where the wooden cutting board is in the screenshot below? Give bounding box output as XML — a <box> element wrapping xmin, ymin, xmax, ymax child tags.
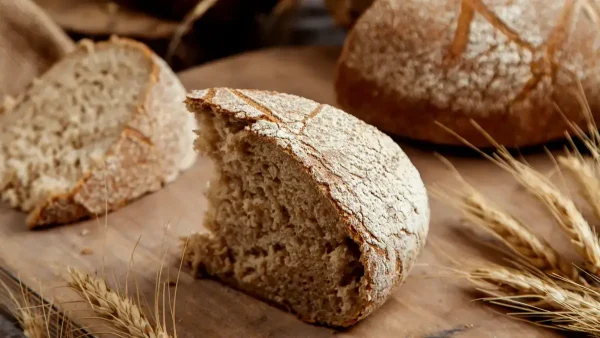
<box><xmin>0</xmin><ymin>46</ymin><xmax>572</xmax><ymax>338</ymax></box>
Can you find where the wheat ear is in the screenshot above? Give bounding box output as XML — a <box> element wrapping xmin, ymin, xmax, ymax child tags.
<box><xmin>497</xmin><ymin>150</ymin><xmax>600</xmax><ymax>275</ymax></box>
<box><xmin>67</xmin><ymin>267</ymin><xmax>170</xmax><ymax>338</ymax></box>
<box><xmin>559</xmin><ymin>154</ymin><xmax>600</xmax><ymax>221</ymax></box>
<box><xmin>432</xmin><ymin>156</ymin><xmax>580</xmax><ymax>281</ymax></box>
<box><xmin>439</xmin><ymin>121</ymin><xmax>600</xmax><ymax>275</ymax></box>
<box><xmin>0</xmin><ymin>279</ymin><xmax>45</xmax><ymax>338</ymax></box>
<box><xmin>468</xmin><ymin>265</ymin><xmax>600</xmax><ymax>333</ymax></box>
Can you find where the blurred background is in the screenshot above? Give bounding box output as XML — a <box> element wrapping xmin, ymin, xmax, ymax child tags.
<box><xmin>31</xmin><ymin>0</ymin><xmax>351</xmax><ymax>71</ymax></box>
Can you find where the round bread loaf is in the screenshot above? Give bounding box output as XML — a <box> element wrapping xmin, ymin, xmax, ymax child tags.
<box><xmin>335</xmin><ymin>0</ymin><xmax>600</xmax><ymax>147</ymax></box>
<box><xmin>184</xmin><ymin>88</ymin><xmax>429</xmax><ymax>326</ymax></box>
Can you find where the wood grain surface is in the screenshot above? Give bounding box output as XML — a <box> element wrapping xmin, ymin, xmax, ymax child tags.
<box><xmin>0</xmin><ymin>46</ymin><xmax>572</xmax><ymax>337</ymax></box>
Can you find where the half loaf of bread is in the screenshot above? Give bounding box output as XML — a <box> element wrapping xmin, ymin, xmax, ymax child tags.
<box><xmin>0</xmin><ymin>37</ymin><xmax>197</xmax><ymax>227</ymax></box>
<box><xmin>184</xmin><ymin>88</ymin><xmax>429</xmax><ymax>327</ymax></box>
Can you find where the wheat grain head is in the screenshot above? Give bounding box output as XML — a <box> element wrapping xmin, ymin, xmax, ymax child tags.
<box><xmin>498</xmin><ymin>151</ymin><xmax>600</xmax><ymax>275</ymax></box>
<box><xmin>67</xmin><ymin>267</ymin><xmax>170</xmax><ymax>338</ymax></box>
<box><xmin>432</xmin><ymin>155</ymin><xmax>580</xmax><ymax>281</ymax></box>
<box><xmin>0</xmin><ymin>278</ymin><xmax>45</xmax><ymax>338</ymax></box>
<box><xmin>438</xmin><ymin>121</ymin><xmax>600</xmax><ymax>276</ymax></box>
<box><xmin>559</xmin><ymin>154</ymin><xmax>600</xmax><ymax>222</ymax></box>
<box><xmin>468</xmin><ymin>265</ymin><xmax>600</xmax><ymax>334</ymax></box>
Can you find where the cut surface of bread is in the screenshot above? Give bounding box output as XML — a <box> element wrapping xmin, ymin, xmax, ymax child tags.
<box><xmin>184</xmin><ymin>88</ymin><xmax>429</xmax><ymax>327</ymax></box>
<box><xmin>336</xmin><ymin>0</ymin><xmax>600</xmax><ymax>147</ymax></box>
<box><xmin>0</xmin><ymin>37</ymin><xmax>197</xmax><ymax>227</ymax></box>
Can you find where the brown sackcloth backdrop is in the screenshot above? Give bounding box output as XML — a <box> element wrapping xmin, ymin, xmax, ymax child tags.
<box><xmin>0</xmin><ymin>0</ymin><xmax>74</xmax><ymax>98</ymax></box>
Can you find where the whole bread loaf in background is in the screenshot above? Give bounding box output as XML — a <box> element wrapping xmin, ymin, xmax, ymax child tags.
<box><xmin>0</xmin><ymin>0</ymin><xmax>74</xmax><ymax>97</ymax></box>
<box><xmin>185</xmin><ymin>88</ymin><xmax>429</xmax><ymax>327</ymax></box>
<box><xmin>0</xmin><ymin>37</ymin><xmax>197</xmax><ymax>227</ymax></box>
<box><xmin>336</xmin><ymin>0</ymin><xmax>600</xmax><ymax>147</ymax></box>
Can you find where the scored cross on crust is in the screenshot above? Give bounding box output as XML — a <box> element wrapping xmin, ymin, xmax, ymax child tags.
<box><xmin>335</xmin><ymin>0</ymin><xmax>600</xmax><ymax>147</ymax></box>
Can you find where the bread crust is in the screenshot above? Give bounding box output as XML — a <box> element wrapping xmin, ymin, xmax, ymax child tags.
<box><xmin>26</xmin><ymin>37</ymin><xmax>197</xmax><ymax>227</ymax></box>
<box><xmin>335</xmin><ymin>0</ymin><xmax>600</xmax><ymax>147</ymax></box>
<box><xmin>186</xmin><ymin>88</ymin><xmax>430</xmax><ymax>326</ymax></box>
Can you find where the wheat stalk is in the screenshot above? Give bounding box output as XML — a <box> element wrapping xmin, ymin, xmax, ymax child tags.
<box><xmin>497</xmin><ymin>150</ymin><xmax>600</xmax><ymax>275</ymax></box>
<box><xmin>67</xmin><ymin>267</ymin><xmax>170</xmax><ymax>338</ymax></box>
<box><xmin>432</xmin><ymin>156</ymin><xmax>581</xmax><ymax>281</ymax></box>
<box><xmin>467</xmin><ymin>265</ymin><xmax>600</xmax><ymax>334</ymax></box>
<box><xmin>439</xmin><ymin>121</ymin><xmax>600</xmax><ymax>275</ymax></box>
<box><xmin>0</xmin><ymin>278</ymin><xmax>45</xmax><ymax>338</ymax></box>
<box><xmin>559</xmin><ymin>154</ymin><xmax>600</xmax><ymax>221</ymax></box>
<box><xmin>166</xmin><ymin>0</ymin><xmax>219</xmax><ymax>62</ymax></box>
<box><xmin>435</xmin><ymin>187</ymin><xmax>580</xmax><ymax>280</ymax></box>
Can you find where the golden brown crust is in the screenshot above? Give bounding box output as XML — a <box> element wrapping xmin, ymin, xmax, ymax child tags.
<box><xmin>28</xmin><ymin>129</ymin><xmax>164</xmax><ymax>228</ymax></box>
<box><xmin>25</xmin><ymin>37</ymin><xmax>196</xmax><ymax>227</ymax></box>
<box><xmin>335</xmin><ymin>0</ymin><xmax>600</xmax><ymax>147</ymax></box>
<box><xmin>186</xmin><ymin>88</ymin><xmax>429</xmax><ymax>326</ymax></box>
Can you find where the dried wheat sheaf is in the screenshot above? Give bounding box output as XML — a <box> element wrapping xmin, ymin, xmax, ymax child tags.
<box><xmin>66</xmin><ymin>267</ymin><xmax>172</xmax><ymax>338</ymax></box>
<box><xmin>434</xmin><ymin>101</ymin><xmax>600</xmax><ymax>335</ymax></box>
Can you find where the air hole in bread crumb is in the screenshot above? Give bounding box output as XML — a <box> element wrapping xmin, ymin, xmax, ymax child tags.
<box><xmin>339</xmin><ymin>261</ymin><xmax>364</xmax><ymax>287</ymax></box>
<box><xmin>248</xmin><ymin>246</ymin><xmax>267</xmax><ymax>257</ymax></box>
<box><xmin>325</xmin><ymin>242</ymin><xmax>335</xmax><ymax>254</ymax></box>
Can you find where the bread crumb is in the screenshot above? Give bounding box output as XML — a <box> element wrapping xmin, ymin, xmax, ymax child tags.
<box><xmin>80</xmin><ymin>247</ymin><xmax>93</xmax><ymax>255</ymax></box>
<box><xmin>1</xmin><ymin>96</ymin><xmax>15</xmax><ymax>112</ymax></box>
<box><xmin>80</xmin><ymin>228</ymin><xmax>90</xmax><ymax>236</ymax></box>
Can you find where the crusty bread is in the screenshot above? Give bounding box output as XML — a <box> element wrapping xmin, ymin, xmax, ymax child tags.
<box><xmin>184</xmin><ymin>88</ymin><xmax>429</xmax><ymax>327</ymax></box>
<box><xmin>335</xmin><ymin>0</ymin><xmax>600</xmax><ymax>147</ymax></box>
<box><xmin>324</xmin><ymin>0</ymin><xmax>373</xmax><ymax>27</ymax></box>
<box><xmin>0</xmin><ymin>0</ymin><xmax>74</xmax><ymax>97</ymax></box>
<box><xmin>0</xmin><ymin>37</ymin><xmax>197</xmax><ymax>227</ymax></box>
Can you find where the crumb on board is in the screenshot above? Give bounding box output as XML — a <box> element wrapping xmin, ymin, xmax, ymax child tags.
<box><xmin>80</xmin><ymin>228</ymin><xmax>90</xmax><ymax>236</ymax></box>
<box><xmin>80</xmin><ymin>247</ymin><xmax>93</xmax><ymax>255</ymax></box>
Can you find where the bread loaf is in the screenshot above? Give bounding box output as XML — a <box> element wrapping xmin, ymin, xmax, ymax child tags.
<box><xmin>184</xmin><ymin>88</ymin><xmax>429</xmax><ymax>327</ymax></box>
<box><xmin>0</xmin><ymin>37</ymin><xmax>197</xmax><ymax>227</ymax></box>
<box><xmin>335</xmin><ymin>0</ymin><xmax>600</xmax><ymax>147</ymax></box>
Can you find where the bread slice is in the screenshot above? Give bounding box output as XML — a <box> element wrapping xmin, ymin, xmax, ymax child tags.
<box><xmin>0</xmin><ymin>37</ymin><xmax>197</xmax><ymax>227</ymax></box>
<box><xmin>184</xmin><ymin>88</ymin><xmax>429</xmax><ymax>327</ymax></box>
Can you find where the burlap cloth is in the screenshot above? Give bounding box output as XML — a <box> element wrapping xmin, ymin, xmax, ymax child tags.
<box><xmin>0</xmin><ymin>0</ymin><xmax>74</xmax><ymax>97</ymax></box>
<box><xmin>34</xmin><ymin>0</ymin><xmax>179</xmax><ymax>39</ymax></box>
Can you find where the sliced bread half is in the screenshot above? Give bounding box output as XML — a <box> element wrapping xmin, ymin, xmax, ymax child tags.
<box><xmin>184</xmin><ymin>88</ymin><xmax>429</xmax><ymax>327</ymax></box>
<box><xmin>0</xmin><ymin>37</ymin><xmax>197</xmax><ymax>227</ymax></box>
